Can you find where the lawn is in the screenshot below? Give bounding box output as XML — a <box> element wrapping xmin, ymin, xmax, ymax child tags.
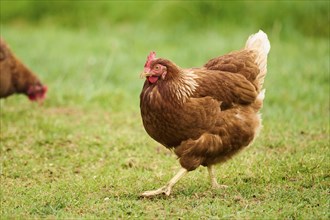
<box><xmin>0</xmin><ymin>1</ymin><xmax>329</xmax><ymax>219</ymax></box>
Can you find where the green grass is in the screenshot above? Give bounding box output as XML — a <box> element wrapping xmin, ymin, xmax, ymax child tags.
<box><xmin>1</xmin><ymin>1</ymin><xmax>329</xmax><ymax>219</ymax></box>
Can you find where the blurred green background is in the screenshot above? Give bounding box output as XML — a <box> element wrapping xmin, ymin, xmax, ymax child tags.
<box><xmin>0</xmin><ymin>1</ymin><xmax>328</xmax><ymax>37</ymax></box>
<box><xmin>0</xmin><ymin>1</ymin><xmax>329</xmax><ymax>219</ymax></box>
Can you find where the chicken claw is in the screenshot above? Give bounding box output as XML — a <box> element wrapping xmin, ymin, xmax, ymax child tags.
<box><xmin>211</xmin><ymin>183</ymin><xmax>229</xmax><ymax>189</ymax></box>
<box><xmin>140</xmin><ymin>168</ymin><xmax>187</xmax><ymax>198</ymax></box>
<box><xmin>208</xmin><ymin>165</ymin><xmax>228</xmax><ymax>189</ymax></box>
<box><xmin>140</xmin><ymin>185</ymin><xmax>172</xmax><ymax>197</ymax></box>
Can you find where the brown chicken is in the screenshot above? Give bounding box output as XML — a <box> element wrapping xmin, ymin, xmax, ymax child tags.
<box><xmin>0</xmin><ymin>38</ymin><xmax>47</xmax><ymax>102</ymax></box>
<box><xmin>139</xmin><ymin>30</ymin><xmax>270</xmax><ymax>197</ymax></box>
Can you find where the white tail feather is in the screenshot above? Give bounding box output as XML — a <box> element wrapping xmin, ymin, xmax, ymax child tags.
<box><xmin>257</xmin><ymin>89</ymin><xmax>266</xmax><ymax>101</ymax></box>
<box><xmin>245</xmin><ymin>30</ymin><xmax>270</xmax><ymax>54</ymax></box>
<box><xmin>245</xmin><ymin>30</ymin><xmax>270</xmax><ymax>89</ymax></box>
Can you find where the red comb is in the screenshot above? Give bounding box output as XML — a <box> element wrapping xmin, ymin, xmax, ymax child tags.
<box><xmin>144</xmin><ymin>51</ymin><xmax>156</xmax><ymax>69</ymax></box>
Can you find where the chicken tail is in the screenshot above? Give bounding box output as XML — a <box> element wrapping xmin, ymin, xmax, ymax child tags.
<box><xmin>252</xmin><ymin>89</ymin><xmax>266</xmax><ymax>110</ymax></box>
<box><xmin>245</xmin><ymin>30</ymin><xmax>270</xmax><ymax>90</ymax></box>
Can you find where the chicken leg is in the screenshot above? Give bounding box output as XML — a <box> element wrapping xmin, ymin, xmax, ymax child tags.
<box><xmin>207</xmin><ymin>165</ymin><xmax>228</xmax><ymax>189</ymax></box>
<box><xmin>141</xmin><ymin>168</ymin><xmax>188</xmax><ymax>197</ymax></box>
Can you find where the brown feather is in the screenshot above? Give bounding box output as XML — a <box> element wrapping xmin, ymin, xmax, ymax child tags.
<box><xmin>140</xmin><ymin>32</ymin><xmax>269</xmax><ymax>172</ymax></box>
<box><xmin>0</xmin><ymin>38</ymin><xmax>44</xmax><ymax>99</ymax></box>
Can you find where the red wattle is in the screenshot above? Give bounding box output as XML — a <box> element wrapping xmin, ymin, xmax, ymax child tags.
<box><xmin>148</xmin><ymin>76</ymin><xmax>159</xmax><ymax>84</ymax></box>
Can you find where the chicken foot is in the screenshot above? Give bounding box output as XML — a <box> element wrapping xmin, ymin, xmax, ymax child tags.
<box><xmin>207</xmin><ymin>165</ymin><xmax>228</xmax><ymax>189</ymax></box>
<box><xmin>141</xmin><ymin>168</ymin><xmax>188</xmax><ymax>197</ymax></box>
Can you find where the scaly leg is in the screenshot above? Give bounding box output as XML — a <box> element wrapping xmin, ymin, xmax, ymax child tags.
<box><xmin>207</xmin><ymin>165</ymin><xmax>228</xmax><ymax>189</ymax></box>
<box><xmin>141</xmin><ymin>168</ymin><xmax>188</xmax><ymax>197</ymax></box>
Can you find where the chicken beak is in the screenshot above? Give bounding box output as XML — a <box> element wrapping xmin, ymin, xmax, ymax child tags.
<box><xmin>140</xmin><ymin>72</ymin><xmax>152</xmax><ymax>78</ymax></box>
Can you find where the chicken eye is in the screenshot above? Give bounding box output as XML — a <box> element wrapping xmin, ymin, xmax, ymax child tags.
<box><xmin>155</xmin><ymin>65</ymin><xmax>160</xmax><ymax>70</ymax></box>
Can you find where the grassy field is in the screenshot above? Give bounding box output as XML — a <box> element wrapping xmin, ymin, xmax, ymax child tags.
<box><xmin>0</xmin><ymin>1</ymin><xmax>329</xmax><ymax>219</ymax></box>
